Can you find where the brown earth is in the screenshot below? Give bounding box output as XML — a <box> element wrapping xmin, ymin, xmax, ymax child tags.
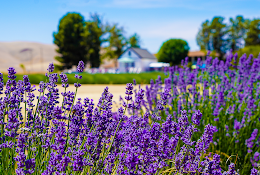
<box><xmin>1</xmin><ymin>84</ymin><xmax>148</xmax><ymax>112</ymax></box>
<box><xmin>0</xmin><ymin>41</ymin><xmax>117</xmax><ymax>74</ymax></box>
<box><xmin>0</xmin><ymin>41</ymin><xmax>60</xmax><ymax>73</ymax></box>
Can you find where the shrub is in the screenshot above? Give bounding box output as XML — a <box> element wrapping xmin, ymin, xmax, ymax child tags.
<box><xmin>157</xmin><ymin>38</ymin><xmax>190</xmax><ymax>66</ymax></box>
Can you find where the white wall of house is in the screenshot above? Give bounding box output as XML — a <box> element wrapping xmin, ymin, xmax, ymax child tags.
<box><xmin>119</xmin><ymin>57</ymin><xmax>142</xmax><ymax>73</ymax></box>
<box><xmin>119</xmin><ymin>62</ymin><xmax>125</xmax><ymax>73</ymax></box>
<box><xmin>119</xmin><ymin>49</ymin><xmax>142</xmax><ymax>73</ymax></box>
<box><xmin>118</xmin><ymin>48</ymin><xmax>158</xmax><ymax>73</ymax></box>
<box><xmin>140</xmin><ymin>58</ymin><xmax>157</xmax><ymax>72</ymax></box>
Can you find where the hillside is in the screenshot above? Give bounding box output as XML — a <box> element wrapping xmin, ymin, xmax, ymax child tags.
<box><xmin>0</xmin><ymin>41</ymin><xmax>60</xmax><ymax>73</ymax></box>
<box><xmin>0</xmin><ymin>41</ymin><xmax>118</xmax><ymax>74</ymax></box>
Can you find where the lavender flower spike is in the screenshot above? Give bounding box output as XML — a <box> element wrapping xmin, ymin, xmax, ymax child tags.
<box><xmin>77</xmin><ymin>60</ymin><xmax>85</xmax><ymax>73</ymax></box>
<box><xmin>47</xmin><ymin>62</ymin><xmax>54</xmax><ymax>72</ymax></box>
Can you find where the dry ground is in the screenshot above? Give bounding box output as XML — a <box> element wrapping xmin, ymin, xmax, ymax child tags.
<box><xmin>1</xmin><ymin>84</ymin><xmax>148</xmax><ymax>112</ymax></box>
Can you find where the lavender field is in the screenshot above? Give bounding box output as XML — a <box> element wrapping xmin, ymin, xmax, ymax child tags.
<box><xmin>1</xmin><ymin>52</ymin><xmax>260</xmax><ymax>174</ymax></box>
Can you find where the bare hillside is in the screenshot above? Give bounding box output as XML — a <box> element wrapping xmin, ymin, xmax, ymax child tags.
<box><xmin>0</xmin><ymin>41</ymin><xmax>118</xmax><ymax>74</ymax></box>
<box><xmin>0</xmin><ymin>41</ymin><xmax>60</xmax><ymax>73</ymax></box>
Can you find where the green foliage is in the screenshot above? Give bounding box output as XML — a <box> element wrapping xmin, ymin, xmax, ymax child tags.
<box><xmin>53</xmin><ymin>12</ymin><xmax>142</xmax><ymax>70</ymax></box>
<box><xmin>233</xmin><ymin>45</ymin><xmax>260</xmax><ymax>59</ymax></box>
<box><xmin>197</xmin><ymin>16</ymin><xmax>228</xmax><ymax>59</ymax></box>
<box><xmin>53</xmin><ymin>12</ymin><xmax>87</xmax><ymax>69</ymax></box>
<box><xmin>128</xmin><ymin>33</ymin><xmax>141</xmax><ymax>48</ymax></box>
<box><xmin>228</xmin><ymin>15</ymin><xmax>250</xmax><ymax>51</ymax></box>
<box><xmin>196</xmin><ymin>15</ymin><xmax>260</xmax><ymax>59</ymax></box>
<box><xmin>196</xmin><ymin>20</ymin><xmax>211</xmax><ymax>50</ymax></box>
<box><xmin>200</xmin><ymin>49</ymin><xmax>220</xmax><ymax>58</ymax></box>
<box><xmin>245</xmin><ymin>19</ymin><xmax>260</xmax><ymax>46</ymax></box>
<box><xmin>102</xmin><ymin>24</ymin><xmax>128</xmax><ymax>67</ymax></box>
<box><xmin>83</xmin><ymin>21</ymin><xmax>103</xmax><ymax>68</ymax></box>
<box><xmin>157</xmin><ymin>39</ymin><xmax>189</xmax><ymax>66</ymax></box>
<box><xmin>54</xmin><ymin>63</ymin><xmax>63</xmax><ymax>73</ymax></box>
<box><xmin>1</xmin><ymin>72</ymin><xmax>167</xmax><ymax>85</ymax></box>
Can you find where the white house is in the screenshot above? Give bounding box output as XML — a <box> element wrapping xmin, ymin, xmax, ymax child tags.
<box><xmin>118</xmin><ymin>47</ymin><xmax>158</xmax><ymax>73</ymax></box>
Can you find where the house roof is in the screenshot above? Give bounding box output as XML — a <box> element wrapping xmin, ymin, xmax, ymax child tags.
<box><xmin>130</xmin><ymin>47</ymin><xmax>157</xmax><ymax>59</ymax></box>
<box><xmin>188</xmin><ymin>51</ymin><xmax>220</xmax><ymax>57</ymax></box>
<box><xmin>188</xmin><ymin>51</ymin><xmax>206</xmax><ymax>57</ymax></box>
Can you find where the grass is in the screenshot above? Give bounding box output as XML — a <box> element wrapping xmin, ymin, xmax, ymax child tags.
<box><xmin>1</xmin><ymin>72</ymin><xmax>168</xmax><ymax>85</ymax></box>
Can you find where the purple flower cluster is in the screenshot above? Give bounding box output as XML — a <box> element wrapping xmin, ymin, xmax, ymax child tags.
<box><xmin>132</xmin><ymin>51</ymin><xmax>260</xmax><ymax>174</ymax></box>
<box><xmin>0</xmin><ymin>59</ymin><xmax>258</xmax><ymax>174</ymax></box>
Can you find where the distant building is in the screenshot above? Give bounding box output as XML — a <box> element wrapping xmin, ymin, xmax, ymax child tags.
<box><xmin>118</xmin><ymin>47</ymin><xmax>158</xmax><ymax>73</ymax></box>
<box><xmin>188</xmin><ymin>51</ymin><xmax>220</xmax><ymax>64</ymax></box>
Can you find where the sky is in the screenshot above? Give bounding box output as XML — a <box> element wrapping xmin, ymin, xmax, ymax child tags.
<box><xmin>0</xmin><ymin>0</ymin><xmax>260</xmax><ymax>54</ymax></box>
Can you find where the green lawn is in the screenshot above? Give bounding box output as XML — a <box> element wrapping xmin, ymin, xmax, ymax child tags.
<box><xmin>2</xmin><ymin>72</ymin><xmax>168</xmax><ymax>84</ymax></box>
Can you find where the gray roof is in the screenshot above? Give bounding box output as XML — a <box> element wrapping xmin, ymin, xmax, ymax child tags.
<box><xmin>130</xmin><ymin>48</ymin><xmax>156</xmax><ymax>59</ymax></box>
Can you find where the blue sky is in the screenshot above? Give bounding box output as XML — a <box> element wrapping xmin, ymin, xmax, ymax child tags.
<box><xmin>0</xmin><ymin>0</ymin><xmax>260</xmax><ymax>53</ymax></box>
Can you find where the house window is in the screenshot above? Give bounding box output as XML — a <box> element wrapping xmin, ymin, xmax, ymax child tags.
<box><xmin>128</xmin><ymin>51</ymin><xmax>131</xmax><ymax>57</ymax></box>
<box><xmin>131</xmin><ymin>62</ymin><xmax>135</xmax><ymax>67</ymax></box>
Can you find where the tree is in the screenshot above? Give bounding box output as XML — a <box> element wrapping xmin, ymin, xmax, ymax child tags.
<box><xmin>102</xmin><ymin>24</ymin><xmax>128</xmax><ymax>67</ymax></box>
<box><xmin>227</xmin><ymin>15</ymin><xmax>250</xmax><ymax>51</ymax></box>
<box><xmin>82</xmin><ymin>13</ymin><xmax>105</xmax><ymax>68</ymax></box>
<box><xmin>157</xmin><ymin>39</ymin><xmax>189</xmax><ymax>66</ymax></box>
<box><xmin>53</xmin><ymin>12</ymin><xmax>87</xmax><ymax>69</ymax></box>
<box><xmin>196</xmin><ymin>17</ymin><xmax>228</xmax><ymax>59</ymax></box>
<box><xmin>209</xmin><ymin>17</ymin><xmax>228</xmax><ymax>59</ymax></box>
<box><xmin>82</xmin><ymin>21</ymin><xmax>103</xmax><ymax>68</ymax></box>
<box><xmin>128</xmin><ymin>33</ymin><xmax>141</xmax><ymax>48</ymax></box>
<box><xmin>234</xmin><ymin>45</ymin><xmax>260</xmax><ymax>59</ymax></box>
<box><xmin>196</xmin><ymin>20</ymin><xmax>211</xmax><ymax>50</ymax></box>
<box><xmin>245</xmin><ymin>19</ymin><xmax>260</xmax><ymax>46</ymax></box>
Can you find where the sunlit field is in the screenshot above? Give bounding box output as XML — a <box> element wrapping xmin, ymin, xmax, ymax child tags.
<box><xmin>1</xmin><ymin>54</ymin><xmax>260</xmax><ymax>174</ymax></box>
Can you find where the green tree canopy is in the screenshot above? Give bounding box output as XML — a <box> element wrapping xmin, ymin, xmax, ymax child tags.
<box><xmin>128</xmin><ymin>33</ymin><xmax>141</xmax><ymax>48</ymax></box>
<box><xmin>210</xmin><ymin>17</ymin><xmax>228</xmax><ymax>59</ymax></box>
<box><xmin>245</xmin><ymin>19</ymin><xmax>260</xmax><ymax>46</ymax></box>
<box><xmin>82</xmin><ymin>21</ymin><xmax>103</xmax><ymax>68</ymax></box>
<box><xmin>102</xmin><ymin>23</ymin><xmax>128</xmax><ymax>67</ymax></box>
<box><xmin>82</xmin><ymin>13</ymin><xmax>105</xmax><ymax>68</ymax></box>
<box><xmin>233</xmin><ymin>45</ymin><xmax>260</xmax><ymax>59</ymax></box>
<box><xmin>157</xmin><ymin>39</ymin><xmax>189</xmax><ymax>66</ymax></box>
<box><xmin>197</xmin><ymin>16</ymin><xmax>231</xmax><ymax>59</ymax></box>
<box><xmin>228</xmin><ymin>15</ymin><xmax>250</xmax><ymax>51</ymax></box>
<box><xmin>196</xmin><ymin>20</ymin><xmax>211</xmax><ymax>50</ymax></box>
<box><xmin>53</xmin><ymin>12</ymin><xmax>87</xmax><ymax>69</ymax></box>
<box><xmin>197</xmin><ymin>16</ymin><xmax>260</xmax><ymax>59</ymax></box>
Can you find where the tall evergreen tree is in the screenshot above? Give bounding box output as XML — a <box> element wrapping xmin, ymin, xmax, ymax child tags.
<box><xmin>53</xmin><ymin>12</ymin><xmax>87</xmax><ymax>69</ymax></box>
<box><xmin>227</xmin><ymin>15</ymin><xmax>250</xmax><ymax>51</ymax></box>
<box><xmin>82</xmin><ymin>21</ymin><xmax>103</xmax><ymax>68</ymax></box>
<box><xmin>82</xmin><ymin>13</ymin><xmax>105</xmax><ymax>68</ymax></box>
